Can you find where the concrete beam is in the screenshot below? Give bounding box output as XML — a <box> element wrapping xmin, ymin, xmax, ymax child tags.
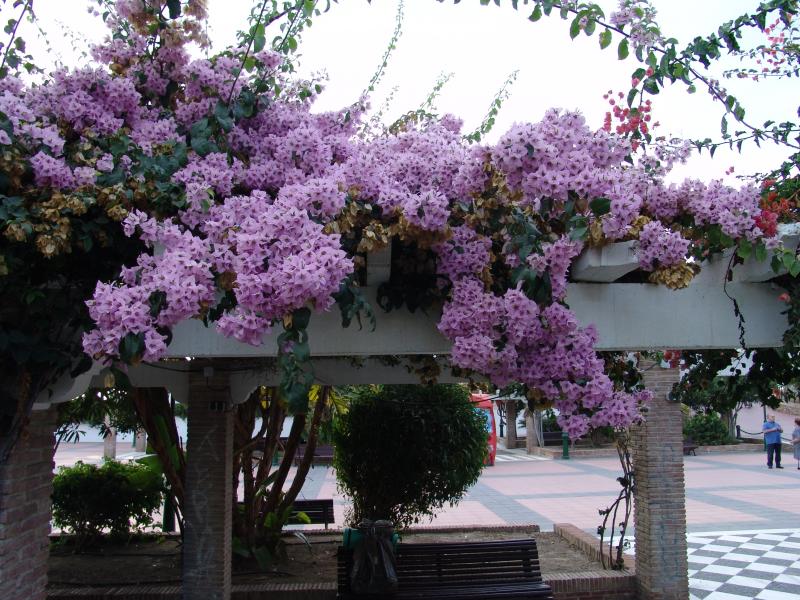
<box><xmin>162</xmin><ymin>280</ymin><xmax>787</xmax><ymax>359</ymax></box>
<box><xmin>571</xmin><ymin>241</ymin><xmax>638</xmax><ymax>282</ymax></box>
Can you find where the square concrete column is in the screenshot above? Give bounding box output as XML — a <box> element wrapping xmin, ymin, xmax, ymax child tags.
<box><xmin>0</xmin><ymin>406</ymin><xmax>57</xmax><ymax>600</ymax></box>
<box><xmin>183</xmin><ymin>369</ymin><xmax>233</xmax><ymax>600</ymax></box>
<box><xmin>631</xmin><ymin>359</ymin><xmax>689</xmax><ymax>600</ymax></box>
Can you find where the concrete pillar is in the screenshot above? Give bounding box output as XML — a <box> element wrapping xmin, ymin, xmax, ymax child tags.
<box><xmin>134</xmin><ymin>428</ymin><xmax>147</xmax><ymax>452</ymax></box>
<box><xmin>632</xmin><ymin>359</ymin><xmax>688</xmax><ymax>600</ymax></box>
<box><xmin>183</xmin><ymin>368</ymin><xmax>233</xmax><ymax>600</ymax></box>
<box><xmin>0</xmin><ymin>406</ymin><xmax>57</xmax><ymax>600</ymax></box>
<box><xmin>102</xmin><ymin>413</ymin><xmax>117</xmax><ymax>459</ymax></box>
<box><xmin>505</xmin><ymin>401</ymin><xmax>518</xmax><ymax>450</ymax></box>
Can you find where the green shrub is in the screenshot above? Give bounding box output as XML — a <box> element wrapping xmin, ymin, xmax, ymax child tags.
<box><xmin>683</xmin><ymin>413</ymin><xmax>735</xmax><ymax>446</ymax></box>
<box><xmin>52</xmin><ymin>460</ymin><xmax>163</xmax><ymax>547</ymax></box>
<box><xmin>333</xmin><ymin>385</ymin><xmax>487</xmax><ymax>528</ymax></box>
<box><xmin>541</xmin><ymin>409</ymin><xmax>561</xmax><ymax>432</ymax></box>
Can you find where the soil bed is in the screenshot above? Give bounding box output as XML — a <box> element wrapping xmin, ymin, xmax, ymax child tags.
<box><xmin>48</xmin><ymin>528</ymin><xmax>602</xmax><ymax>588</ymax></box>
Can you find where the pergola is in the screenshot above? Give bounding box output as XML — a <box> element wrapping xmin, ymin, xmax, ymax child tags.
<box><xmin>6</xmin><ymin>235</ymin><xmax>794</xmax><ymax>600</ymax></box>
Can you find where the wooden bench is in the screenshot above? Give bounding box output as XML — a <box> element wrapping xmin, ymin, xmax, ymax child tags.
<box><xmin>294</xmin><ymin>443</ymin><xmax>335</xmax><ymax>466</ymax></box>
<box><xmin>289</xmin><ymin>498</ymin><xmax>335</xmax><ymax>529</ymax></box>
<box><xmin>337</xmin><ymin>538</ymin><xmax>554</xmax><ymax>599</ymax></box>
<box><xmin>541</xmin><ymin>431</ymin><xmax>564</xmax><ymax>446</ymax></box>
<box><xmin>683</xmin><ymin>437</ymin><xmax>698</xmax><ymax>456</ymax></box>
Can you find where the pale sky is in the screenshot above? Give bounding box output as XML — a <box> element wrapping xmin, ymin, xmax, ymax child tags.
<box><xmin>15</xmin><ymin>0</ymin><xmax>800</xmax><ymax>184</ymax></box>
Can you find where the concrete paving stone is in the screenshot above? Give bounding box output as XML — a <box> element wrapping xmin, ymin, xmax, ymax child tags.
<box><xmin>53</xmin><ymin>443</ymin><xmax>800</xmax><ymax>600</ymax></box>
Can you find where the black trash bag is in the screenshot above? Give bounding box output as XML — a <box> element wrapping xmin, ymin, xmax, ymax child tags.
<box><xmin>350</xmin><ymin>519</ymin><xmax>398</xmax><ymax>594</ymax></box>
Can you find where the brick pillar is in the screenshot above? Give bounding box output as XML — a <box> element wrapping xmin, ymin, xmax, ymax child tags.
<box><xmin>183</xmin><ymin>369</ymin><xmax>233</xmax><ymax>600</ymax></box>
<box><xmin>505</xmin><ymin>401</ymin><xmax>518</xmax><ymax>449</ymax></box>
<box><xmin>0</xmin><ymin>406</ymin><xmax>57</xmax><ymax>600</ymax></box>
<box><xmin>632</xmin><ymin>359</ymin><xmax>688</xmax><ymax>600</ymax></box>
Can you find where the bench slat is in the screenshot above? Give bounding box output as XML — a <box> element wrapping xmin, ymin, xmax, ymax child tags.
<box><xmin>288</xmin><ymin>499</ymin><xmax>335</xmax><ymax>529</ymax></box>
<box><xmin>337</xmin><ymin>539</ymin><xmax>554</xmax><ymax>599</ymax></box>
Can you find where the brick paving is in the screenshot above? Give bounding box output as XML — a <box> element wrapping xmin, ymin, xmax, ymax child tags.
<box><xmin>54</xmin><ymin>442</ymin><xmax>800</xmax><ymax>600</ymax></box>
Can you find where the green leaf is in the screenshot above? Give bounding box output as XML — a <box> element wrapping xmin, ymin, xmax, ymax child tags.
<box><xmin>589</xmin><ymin>197</ymin><xmax>611</xmax><ymax>216</ymax></box>
<box><xmin>569</xmin><ymin>15</ymin><xmax>582</xmax><ymax>39</ymax></box>
<box><xmin>118</xmin><ymin>332</ymin><xmax>145</xmax><ymax>363</ymax></box>
<box><xmin>599</xmin><ymin>29</ymin><xmax>612</xmax><ymax>49</ymax></box>
<box><xmin>529</xmin><ymin>5</ymin><xmax>542</xmax><ymax>21</ymax></box>
<box><xmin>772</xmin><ymin>255</ymin><xmax>783</xmax><ymax>273</ymax></box>
<box><xmin>214</xmin><ymin>101</ymin><xmax>234</xmax><ymax>132</ymax></box>
<box><xmin>754</xmin><ymin>243</ymin><xmax>768</xmax><ymax>263</ymax></box>
<box><xmin>253</xmin><ymin>34</ymin><xmax>266</xmax><ymax>54</ymax></box>
<box><xmin>790</xmin><ymin>261</ymin><xmax>800</xmax><ymax>278</ymax></box>
<box><xmin>736</xmin><ymin>239</ymin><xmax>752</xmax><ymax>260</ymax></box>
<box><xmin>292</xmin><ymin>340</ymin><xmax>310</xmax><ymax>362</ymax></box>
<box><xmin>642</xmin><ymin>78</ymin><xmax>660</xmax><ymax>95</ymax></box>
<box><xmin>618</xmin><ymin>39</ymin><xmax>629</xmax><ymax>60</ymax></box>
<box><xmin>290</xmin><ymin>307</ymin><xmax>312</xmax><ymax>331</ymax></box>
<box><xmin>147</xmin><ymin>290</ymin><xmax>168</xmax><ymax>318</ymax></box>
<box><xmin>569</xmin><ymin>226</ymin><xmax>588</xmax><ymax>241</ymax></box>
<box><xmin>292</xmin><ymin>510</ymin><xmax>312</xmax><ymax>525</ymax></box>
<box><xmin>252</xmin><ymin>545</ymin><xmax>272</xmax><ymax>571</ymax></box>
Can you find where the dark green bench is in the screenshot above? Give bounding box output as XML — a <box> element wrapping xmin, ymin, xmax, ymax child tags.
<box><xmin>289</xmin><ymin>498</ymin><xmax>335</xmax><ymax>529</ymax></box>
<box><xmin>337</xmin><ymin>538</ymin><xmax>554</xmax><ymax>599</ymax></box>
<box><xmin>294</xmin><ymin>443</ymin><xmax>335</xmax><ymax>466</ymax></box>
<box><xmin>683</xmin><ymin>437</ymin><xmax>698</xmax><ymax>456</ymax></box>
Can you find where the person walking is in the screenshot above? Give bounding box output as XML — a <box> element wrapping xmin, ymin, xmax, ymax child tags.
<box><xmin>763</xmin><ymin>414</ymin><xmax>784</xmax><ymax>469</ymax></box>
<box><xmin>792</xmin><ymin>418</ymin><xmax>800</xmax><ymax>470</ymax></box>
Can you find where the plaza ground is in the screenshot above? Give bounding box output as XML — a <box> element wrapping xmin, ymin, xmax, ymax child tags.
<box><xmin>55</xmin><ymin>440</ymin><xmax>800</xmax><ymax>600</ymax></box>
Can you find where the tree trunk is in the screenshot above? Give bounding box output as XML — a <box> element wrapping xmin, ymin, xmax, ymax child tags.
<box><xmin>103</xmin><ymin>414</ymin><xmax>117</xmax><ymax>459</ymax></box>
<box><xmin>0</xmin><ymin>368</ymin><xmax>54</xmax><ymax>466</ymax></box>
<box><xmin>129</xmin><ymin>388</ymin><xmax>186</xmax><ymax>522</ymax></box>
<box><xmin>277</xmin><ymin>387</ymin><xmax>329</xmax><ymax>517</ymax></box>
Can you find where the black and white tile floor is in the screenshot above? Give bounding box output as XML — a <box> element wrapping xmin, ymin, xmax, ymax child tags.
<box><xmin>687</xmin><ymin>530</ymin><xmax>800</xmax><ymax>600</ymax></box>
<box><xmin>604</xmin><ymin>529</ymin><xmax>800</xmax><ymax>599</ymax></box>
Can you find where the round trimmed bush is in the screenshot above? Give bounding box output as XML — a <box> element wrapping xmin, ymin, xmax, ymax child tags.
<box><xmin>683</xmin><ymin>412</ymin><xmax>735</xmax><ymax>446</ymax></box>
<box><xmin>52</xmin><ymin>460</ymin><xmax>163</xmax><ymax>547</ymax></box>
<box><xmin>333</xmin><ymin>385</ymin><xmax>487</xmax><ymax>528</ymax></box>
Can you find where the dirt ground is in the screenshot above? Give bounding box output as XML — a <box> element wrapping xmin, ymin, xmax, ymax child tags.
<box><xmin>48</xmin><ymin>528</ymin><xmax>603</xmax><ymax>588</ymax></box>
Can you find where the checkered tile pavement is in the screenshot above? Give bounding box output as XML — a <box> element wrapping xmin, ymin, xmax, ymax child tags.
<box><xmin>687</xmin><ymin>530</ymin><xmax>800</xmax><ymax>600</ymax></box>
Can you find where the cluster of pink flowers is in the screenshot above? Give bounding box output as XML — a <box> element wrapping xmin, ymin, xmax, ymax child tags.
<box><xmin>609</xmin><ymin>0</ymin><xmax>664</xmax><ymax>52</ymax></box>
<box><xmin>83</xmin><ymin>211</ymin><xmax>217</xmax><ymax>363</ymax></box>
<box><xmin>492</xmin><ymin>110</ymin><xmax>631</xmax><ymax>209</ymax></box>
<box><xmin>434</xmin><ymin>226</ymin><xmax>492</xmax><ymax>282</ymax></box>
<box><xmin>636</xmin><ymin>221</ymin><xmax>691</xmax><ymax>270</ymax></box>
<box><xmin>60</xmin><ymin>1</ymin><xmax>784</xmax><ymax>438</ymax></box>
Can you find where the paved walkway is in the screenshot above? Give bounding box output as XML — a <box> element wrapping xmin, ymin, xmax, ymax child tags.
<box><xmin>54</xmin><ymin>442</ymin><xmax>800</xmax><ymax>599</ymax></box>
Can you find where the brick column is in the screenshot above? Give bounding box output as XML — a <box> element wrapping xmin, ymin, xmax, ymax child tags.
<box><xmin>183</xmin><ymin>369</ymin><xmax>233</xmax><ymax>600</ymax></box>
<box><xmin>0</xmin><ymin>406</ymin><xmax>57</xmax><ymax>600</ymax></box>
<box><xmin>631</xmin><ymin>359</ymin><xmax>688</xmax><ymax>600</ymax></box>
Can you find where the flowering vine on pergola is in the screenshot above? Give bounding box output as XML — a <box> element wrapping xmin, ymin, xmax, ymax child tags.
<box><xmin>0</xmin><ymin>0</ymin><xmax>789</xmax><ymax>440</ymax></box>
